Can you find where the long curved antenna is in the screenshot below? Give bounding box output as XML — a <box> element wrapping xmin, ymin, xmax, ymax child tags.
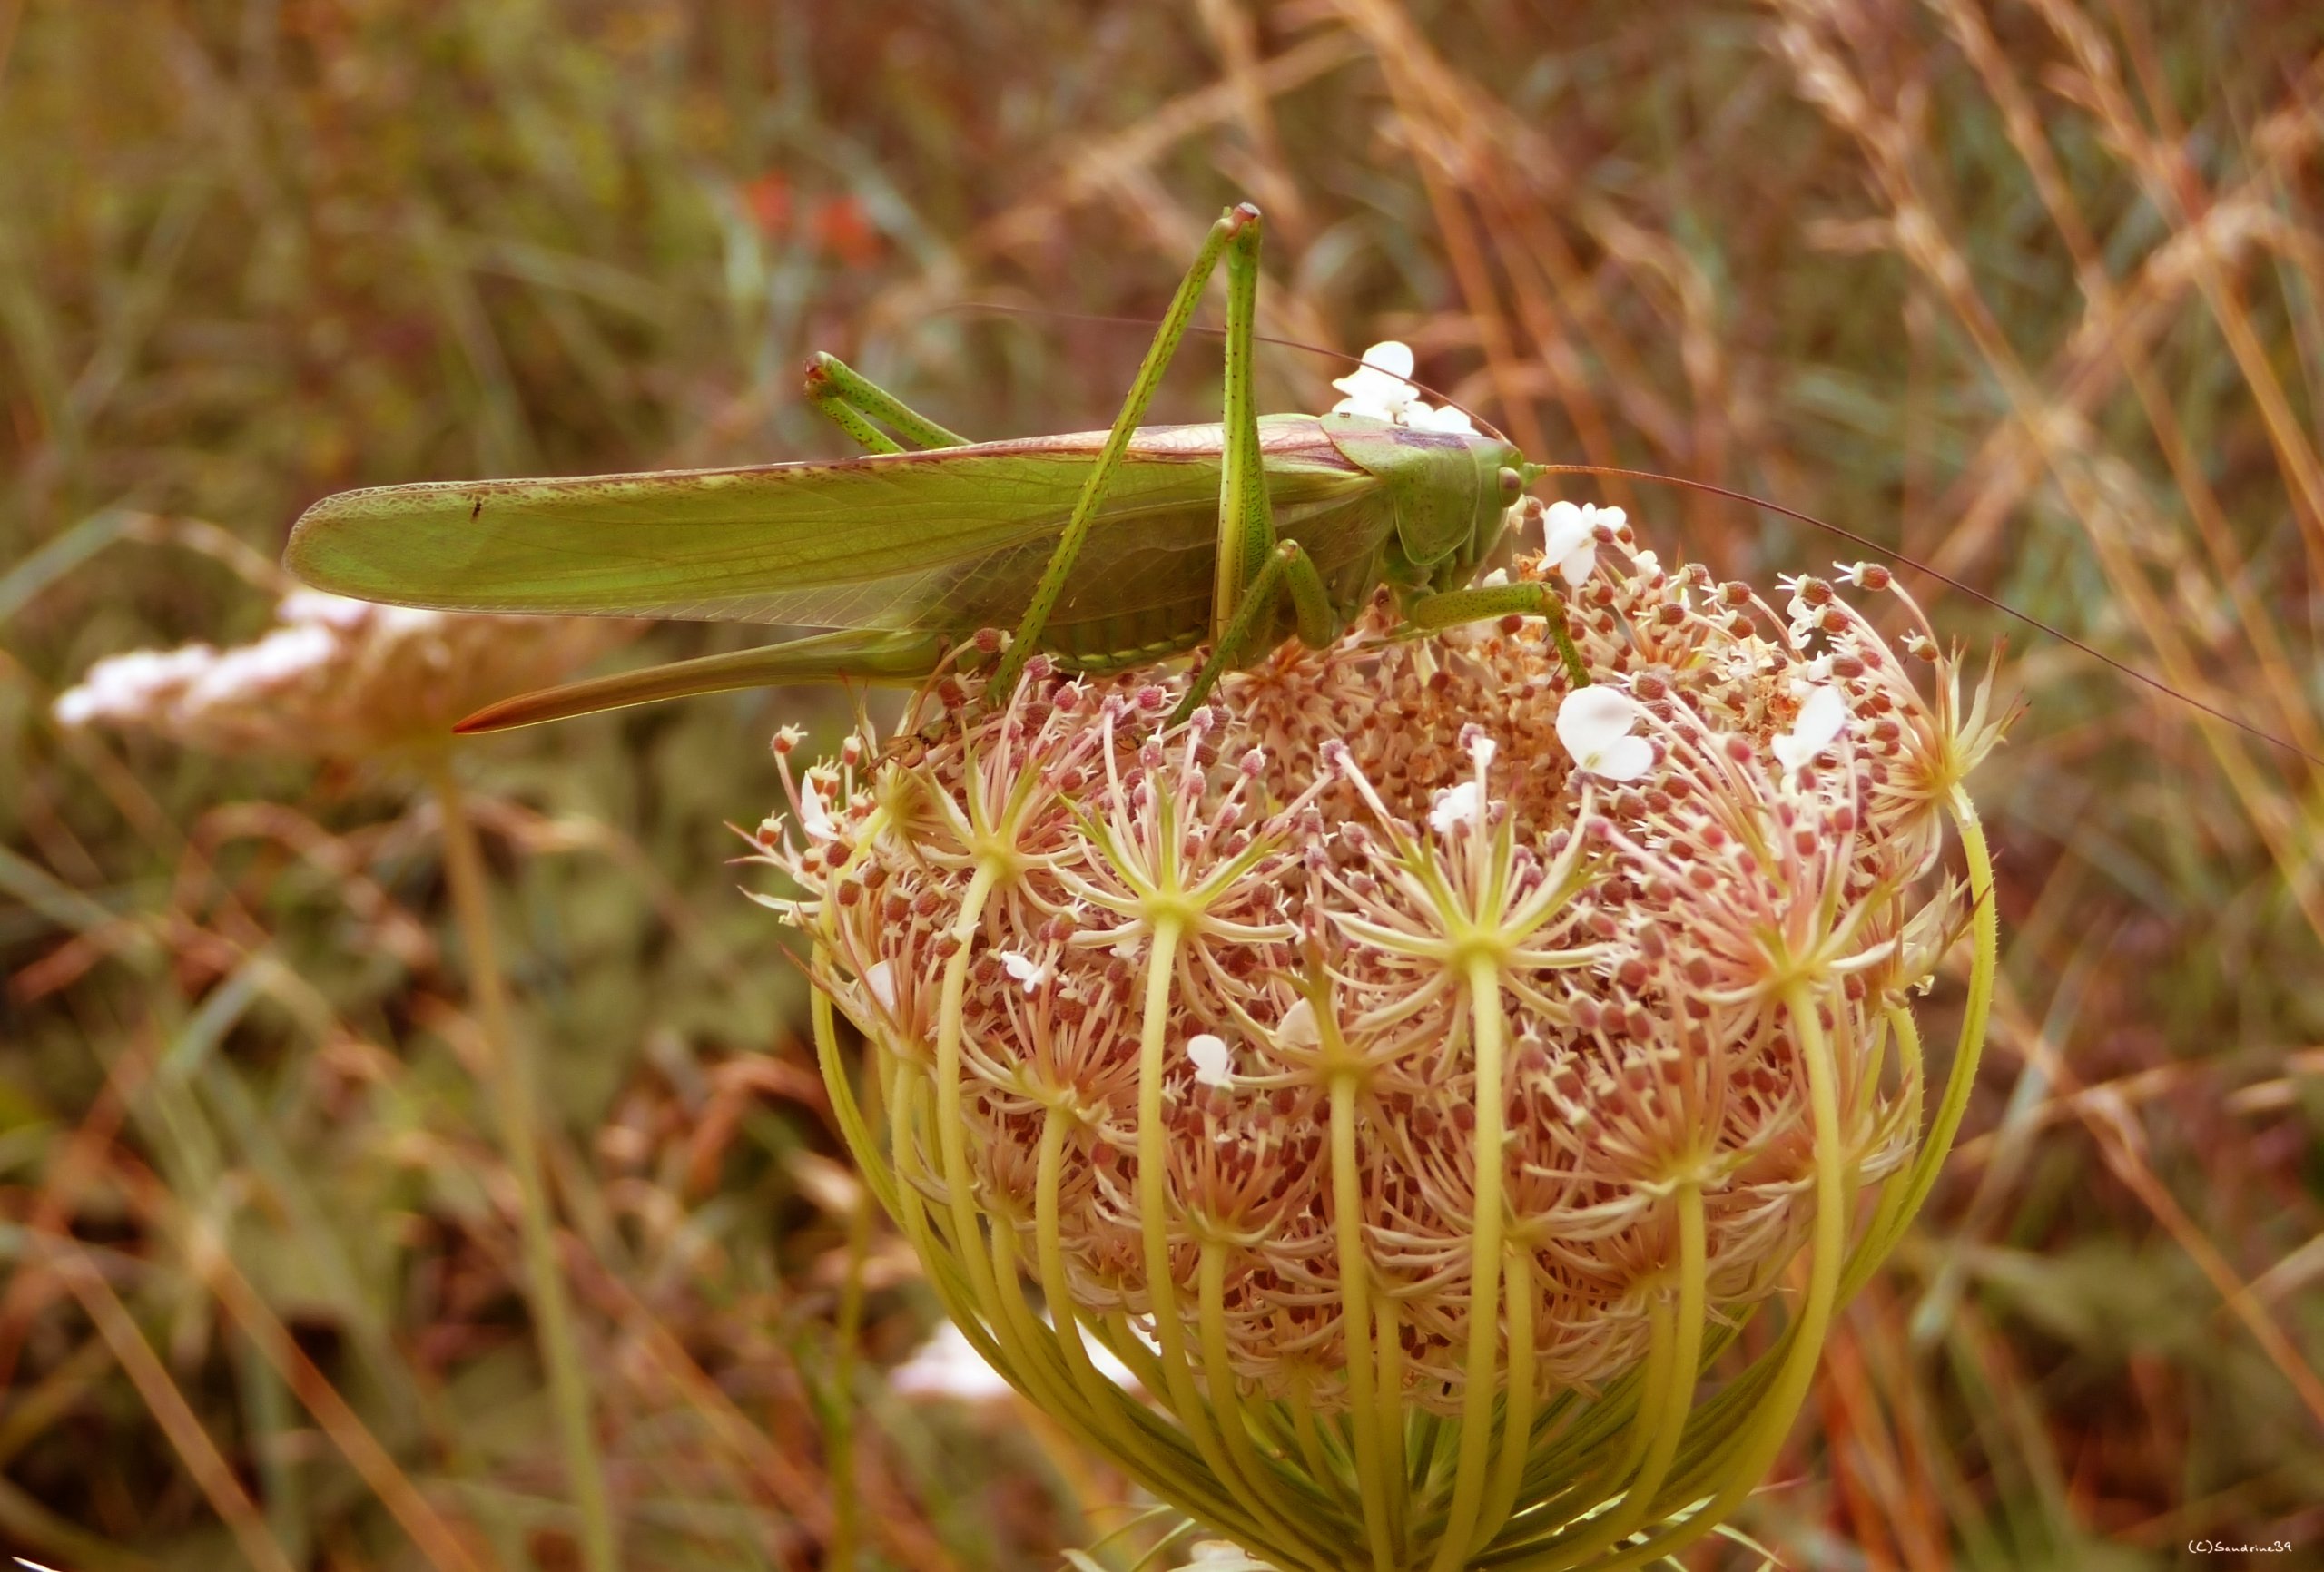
<box><xmin>1531</xmin><ymin>463</ymin><xmax>2319</xmax><ymax>768</ymax></box>
<box><xmin>942</xmin><ymin>301</ymin><xmax>2315</xmax><ymax>765</ymax></box>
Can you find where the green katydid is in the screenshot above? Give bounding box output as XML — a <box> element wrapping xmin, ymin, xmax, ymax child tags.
<box><xmin>282</xmin><ymin>201</ymin><xmax>2315</xmax><ymax>763</ymax></box>
<box><xmin>283</xmin><ymin>203</ymin><xmax>1589</xmax><ymax>734</ymax></box>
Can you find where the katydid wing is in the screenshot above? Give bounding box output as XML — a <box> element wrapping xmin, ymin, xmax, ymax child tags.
<box><xmin>286</xmin><ymin>203</ymin><xmax>1582</xmax><ymax>733</ymax></box>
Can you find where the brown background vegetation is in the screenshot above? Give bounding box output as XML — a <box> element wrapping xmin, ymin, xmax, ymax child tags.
<box><xmin>3</xmin><ymin>2</ymin><xmax>2321</xmax><ymax>1567</ymax></box>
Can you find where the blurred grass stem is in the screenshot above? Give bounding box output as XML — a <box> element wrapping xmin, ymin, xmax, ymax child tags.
<box><xmin>827</xmin><ymin>1176</ymin><xmax>873</xmax><ymax>1572</ymax></box>
<box><xmin>427</xmin><ymin>753</ymin><xmax>619</xmax><ymax>1572</ymax></box>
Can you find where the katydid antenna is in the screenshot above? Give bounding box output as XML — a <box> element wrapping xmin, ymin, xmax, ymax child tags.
<box><xmin>940</xmin><ymin>300</ymin><xmax>2320</xmax><ymax>767</ymax></box>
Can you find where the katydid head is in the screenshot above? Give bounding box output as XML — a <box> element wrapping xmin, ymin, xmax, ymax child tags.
<box><xmin>1321</xmin><ymin>411</ymin><xmax>1529</xmax><ymax>594</ymax></box>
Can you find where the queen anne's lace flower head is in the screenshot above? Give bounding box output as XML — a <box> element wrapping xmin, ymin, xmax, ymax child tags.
<box><xmin>760</xmin><ymin>510</ymin><xmax>2004</xmax><ymax>1571</ymax></box>
<box><xmin>54</xmin><ymin>591</ymin><xmax>629</xmax><ymax>759</ymax></box>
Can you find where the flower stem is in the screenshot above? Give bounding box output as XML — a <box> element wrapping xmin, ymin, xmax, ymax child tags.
<box><xmin>1330</xmin><ymin>1068</ymin><xmax>1398</xmax><ymax>1572</ymax></box>
<box><xmin>1134</xmin><ymin>916</ymin><xmax>1329</xmax><ymax>1572</ymax></box>
<box><xmin>1587</xmin><ymin>980</ymin><xmax>1849</xmax><ymax>1572</ymax></box>
<box><xmin>1886</xmin><ymin>788</ymin><xmax>2001</xmax><ymax>1243</ymax></box>
<box><xmin>1474</xmin><ymin>1239</ymin><xmax>1537</xmax><ymax>1549</ymax></box>
<box><xmin>428</xmin><ymin>757</ymin><xmax>617</xmax><ymax>1572</ymax></box>
<box><xmin>827</xmin><ymin>1176</ymin><xmax>872</xmax><ymax>1572</ymax></box>
<box><xmin>1426</xmin><ymin>954</ymin><xmax>1510</xmax><ymax>1572</ymax></box>
<box><xmin>1550</xmin><ymin>1182</ymin><xmax>1706</xmax><ymax>1564</ymax></box>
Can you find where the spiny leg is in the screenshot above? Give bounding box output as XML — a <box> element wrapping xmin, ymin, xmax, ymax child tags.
<box><xmin>454</xmin><ymin>629</ymin><xmax>950</xmax><ymax>733</ymax></box>
<box><xmin>1210</xmin><ymin>203</ymin><xmax>1274</xmax><ymax>645</ymax></box>
<box><xmin>803</xmin><ymin>351</ymin><xmax>971</xmax><ymax>453</ymax></box>
<box><xmin>1407</xmin><ymin>580</ymin><xmax>1593</xmax><ymax>688</ymax></box>
<box><xmin>986</xmin><ymin>203</ymin><xmax>1264</xmax><ymax>702</ymax></box>
<box><xmin>1172</xmin><ymin>538</ymin><xmax>1339</xmax><ymax>722</ymax></box>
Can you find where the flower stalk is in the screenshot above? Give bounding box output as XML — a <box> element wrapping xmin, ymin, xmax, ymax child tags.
<box><xmin>428</xmin><ymin>756</ymin><xmax>618</xmax><ymax>1572</ymax></box>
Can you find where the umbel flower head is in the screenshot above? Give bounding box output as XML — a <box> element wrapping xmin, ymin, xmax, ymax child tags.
<box><xmin>758</xmin><ymin>506</ymin><xmax>2005</xmax><ymax>1571</ymax></box>
<box><xmin>54</xmin><ymin>590</ymin><xmax>625</xmax><ymax>760</ymax></box>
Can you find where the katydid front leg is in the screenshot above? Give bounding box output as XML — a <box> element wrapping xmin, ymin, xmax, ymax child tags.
<box><xmin>1408</xmin><ymin>579</ymin><xmax>1592</xmax><ymax>689</ymax></box>
<box><xmin>986</xmin><ymin>203</ymin><xmax>1265</xmax><ymax>701</ymax></box>
<box><xmin>1177</xmin><ymin>573</ymin><xmax>1594</xmax><ymax>724</ymax></box>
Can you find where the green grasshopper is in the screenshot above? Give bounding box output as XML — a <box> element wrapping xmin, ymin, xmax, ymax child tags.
<box><xmin>281</xmin><ymin>200</ymin><xmax>2314</xmax><ymax>765</ymax></box>
<box><xmin>283</xmin><ymin>202</ymin><xmax>1591</xmax><ymax>732</ymax></box>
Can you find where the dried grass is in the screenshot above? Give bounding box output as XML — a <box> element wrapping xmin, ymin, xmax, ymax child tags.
<box><xmin>4</xmin><ymin>1</ymin><xmax>2320</xmax><ymax>1566</ymax></box>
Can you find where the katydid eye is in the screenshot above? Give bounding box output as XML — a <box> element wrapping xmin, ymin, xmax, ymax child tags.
<box><xmin>1498</xmin><ymin>467</ymin><xmax>1523</xmax><ymax>496</ymax></box>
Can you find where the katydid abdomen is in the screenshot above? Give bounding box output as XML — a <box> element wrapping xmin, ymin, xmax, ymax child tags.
<box><xmin>284</xmin><ymin>409</ymin><xmax>1506</xmax><ymax>730</ymax></box>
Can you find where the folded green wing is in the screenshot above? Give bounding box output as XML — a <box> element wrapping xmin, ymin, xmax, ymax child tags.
<box><xmin>284</xmin><ymin>418</ymin><xmax>1378</xmax><ymax>640</ymax></box>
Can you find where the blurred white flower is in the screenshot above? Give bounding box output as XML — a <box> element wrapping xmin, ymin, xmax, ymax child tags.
<box><xmin>1187</xmin><ymin>1032</ymin><xmax>1234</xmax><ymax>1088</ymax></box>
<box><xmin>1557</xmin><ymin>687</ymin><xmax>1653</xmax><ymax>781</ymax></box>
<box><xmin>52</xmin><ymin>645</ymin><xmax>218</xmax><ymax>728</ymax></box>
<box><xmin>891</xmin><ymin>1318</ymin><xmax>1136</xmax><ymax>1402</ymax></box>
<box><xmin>1539</xmin><ymin>501</ymin><xmax>1601</xmax><ymax>587</ymax></box>
<box><xmin>864</xmin><ymin>959</ymin><xmax>897</xmax><ymax>1010</ymax></box>
<box><xmin>182</xmin><ymin>624</ymin><xmax>339</xmax><ymax>710</ymax></box>
<box><xmin>1329</xmin><ymin>340</ymin><xmax>1419</xmax><ymax>421</ymax></box>
<box><xmin>281</xmin><ymin>588</ymin><xmax>379</xmax><ymax>629</ymax></box>
<box><xmin>52</xmin><ymin>589</ymin><xmax>627</xmax><ymax>759</ymax></box>
<box><xmin>1429</xmin><ymin>780</ymin><xmax>1482</xmax><ymax>832</ymax></box>
<box><xmin>999</xmin><ymin>950</ymin><xmax>1049</xmax><ymax>993</ymax></box>
<box><xmin>1403</xmin><ymin>400</ymin><xmax>1477</xmax><ymax>435</ymax></box>
<box><xmin>890</xmin><ymin>1321</ymin><xmax>1015</xmax><ymax>1401</ymax></box>
<box><xmin>1774</xmin><ymin>685</ymin><xmax>1849</xmax><ymax>773</ymax></box>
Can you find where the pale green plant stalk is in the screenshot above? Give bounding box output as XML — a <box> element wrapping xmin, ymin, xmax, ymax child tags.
<box><xmin>427</xmin><ymin>755</ymin><xmax>619</xmax><ymax>1572</ymax></box>
<box><xmin>827</xmin><ymin>1173</ymin><xmax>875</xmax><ymax>1572</ymax></box>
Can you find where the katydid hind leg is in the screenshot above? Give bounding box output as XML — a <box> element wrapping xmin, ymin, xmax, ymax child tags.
<box><xmin>455</xmin><ymin>629</ymin><xmax>949</xmax><ymax>733</ymax></box>
<box><xmin>803</xmin><ymin>352</ymin><xmax>971</xmax><ymax>453</ymax></box>
<box><xmin>1210</xmin><ymin>204</ymin><xmax>1275</xmax><ymax>643</ymax></box>
<box><xmin>986</xmin><ymin>203</ymin><xmax>1263</xmax><ymax>702</ymax></box>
